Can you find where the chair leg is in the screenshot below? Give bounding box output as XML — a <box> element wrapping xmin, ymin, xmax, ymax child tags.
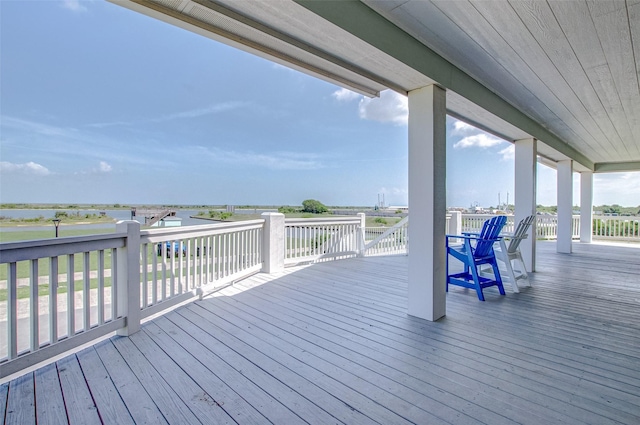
<box><xmin>468</xmin><ymin>259</ymin><xmax>485</xmax><ymax>301</ymax></box>
<box><xmin>502</xmin><ymin>251</ymin><xmax>519</xmax><ymax>293</ymax></box>
<box><xmin>513</xmin><ymin>252</ymin><xmax>530</xmax><ymax>287</ymax></box>
<box><xmin>445</xmin><ymin>253</ymin><xmax>449</xmax><ymax>292</ymax></box>
<box><xmin>491</xmin><ymin>261</ymin><xmax>506</xmax><ymax>296</ymax></box>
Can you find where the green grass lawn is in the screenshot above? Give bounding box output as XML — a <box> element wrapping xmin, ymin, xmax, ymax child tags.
<box><xmin>0</xmin><ymin>227</ymin><xmax>114</xmax><ymax>243</ymax></box>
<box><xmin>0</xmin><ymin>278</ymin><xmax>114</xmax><ymax>302</ymax></box>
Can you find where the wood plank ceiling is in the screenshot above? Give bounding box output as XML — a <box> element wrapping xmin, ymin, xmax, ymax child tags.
<box><xmin>364</xmin><ymin>0</ymin><xmax>640</xmax><ymax>169</ymax></box>
<box><xmin>113</xmin><ymin>0</ymin><xmax>640</xmax><ymax>172</ymax></box>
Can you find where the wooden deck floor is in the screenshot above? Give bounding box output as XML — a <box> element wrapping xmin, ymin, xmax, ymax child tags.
<box><xmin>2</xmin><ymin>241</ymin><xmax>640</xmax><ymax>424</ymax></box>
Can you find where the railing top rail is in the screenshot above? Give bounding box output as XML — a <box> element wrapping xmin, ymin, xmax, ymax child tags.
<box><xmin>140</xmin><ymin>219</ymin><xmax>265</xmax><ymax>242</ymax></box>
<box><xmin>0</xmin><ymin>233</ymin><xmax>128</xmax><ymax>263</ymax></box>
<box><xmin>285</xmin><ymin>217</ymin><xmax>362</xmax><ymax>226</ymax></box>
<box><xmin>593</xmin><ymin>215</ymin><xmax>639</xmax><ymax>220</ymax></box>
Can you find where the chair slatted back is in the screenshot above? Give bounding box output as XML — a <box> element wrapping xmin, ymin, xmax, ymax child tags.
<box><xmin>507</xmin><ymin>215</ymin><xmax>536</xmax><ymax>254</ymax></box>
<box><xmin>474</xmin><ymin>215</ymin><xmax>507</xmax><ymax>258</ymax></box>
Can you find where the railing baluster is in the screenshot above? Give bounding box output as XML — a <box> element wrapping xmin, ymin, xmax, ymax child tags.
<box><xmin>111</xmin><ymin>249</ymin><xmax>118</xmax><ymax>318</ymax></box>
<box><xmin>186</xmin><ymin>239</ymin><xmax>192</xmax><ymax>290</ymax></box>
<box><xmin>170</xmin><ymin>240</ymin><xmax>176</xmax><ymax>298</ymax></box>
<box><xmin>178</xmin><ymin>240</ymin><xmax>184</xmax><ymax>294</ymax></box>
<box><xmin>199</xmin><ymin>236</ymin><xmax>205</xmax><ymax>285</ymax></box>
<box><xmin>141</xmin><ymin>243</ymin><xmax>148</xmax><ymax>308</ymax></box>
<box><xmin>67</xmin><ymin>254</ymin><xmax>75</xmax><ymax>336</ymax></box>
<box><xmin>161</xmin><ymin>242</ymin><xmax>167</xmax><ymax>301</ymax></box>
<box><xmin>8</xmin><ymin>262</ymin><xmax>18</xmax><ymax>359</ymax></box>
<box><xmin>223</xmin><ymin>233</ymin><xmax>228</xmax><ymax>278</ymax></box>
<box><xmin>49</xmin><ymin>256</ymin><xmax>58</xmax><ymax>345</ymax></box>
<box><xmin>83</xmin><ymin>252</ymin><xmax>91</xmax><ymax>331</ymax></box>
<box><xmin>205</xmin><ymin>236</ymin><xmax>211</xmax><ymax>284</ymax></box>
<box><xmin>233</xmin><ymin>231</ymin><xmax>238</xmax><ymax>274</ymax></box>
<box><xmin>151</xmin><ymin>246</ymin><xmax>158</xmax><ymax>305</ymax></box>
<box><xmin>30</xmin><ymin>259</ymin><xmax>39</xmax><ymax>352</ymax></box>
<box><xmin>98</xmin><ymin>250</ymin><xmax>105</xmax><ymax>325</ymax></box>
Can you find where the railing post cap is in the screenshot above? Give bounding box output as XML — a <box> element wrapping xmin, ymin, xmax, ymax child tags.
<box><xmin>116</xmin><ymin>220</ymin><xmax>141</xmax><ymax>232</ymax></box>
<box><xmin>261</xmin><ymin>212</ymin><xmax>284</xmax><ymax>217</ymax></box>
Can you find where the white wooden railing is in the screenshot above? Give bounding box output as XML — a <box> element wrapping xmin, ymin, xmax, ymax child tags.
<box><xmin>364</xmin><ymin>216</ymin><xmax>409</xmax><ymax>256</ymax></box>
<box><xmin>2</xmin><ymin>211</ymin><xmax>638</xmax><ymax>379</ymax></box>
<box><xmin>592</xmin><ymin>215</ymin><xmax>640</xmax><ymax>241</ymax></box>
<box><xmin>461</xmin><ymin>214</ymin><xmax>583</xmax><ymax>240</ymax></box>
<box><xmin>285</xmin><ymin>216</ymin><xmax>363</xmax><ymax>265</ymax></box>
<box><xmin>0</xmin><ymin>220</ymin><xmax>264</xmax><ymax>379</ymax></box>
<box><xmin>138</xmin><ymin>220</ymin><xmax>264</xmax><ymax>319</ymax></box>
<box><xmin>1</xmin><ymin>232</ymin><xmax>128</xmax><ymax>379</ymax></box>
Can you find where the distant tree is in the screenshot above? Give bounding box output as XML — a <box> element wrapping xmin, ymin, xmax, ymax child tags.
<box><xmin>278</xmin><ymin>206</ymin><xmax>299</xmax><ymax>214</ymax></box>
<box><xmin>301</xmin><ymin>199</ymin><xmax>328</xmax><ymax>214</ymax></box>
<box><xmin>601</xmin><ymin>204</ymin><xmax>621</xmax><ymax>214</ymax></box>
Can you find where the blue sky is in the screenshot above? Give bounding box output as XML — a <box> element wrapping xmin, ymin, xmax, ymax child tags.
<box><xmin>1</xmin><ymin>1</ymin><xmax>638</xmax><ymax>208</ymax></box>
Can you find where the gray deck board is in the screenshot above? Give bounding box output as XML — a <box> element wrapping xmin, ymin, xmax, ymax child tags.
<box><xmin>0</xmin><ymin>383</ymin><xmax>7</xmax><ymax>424</ymax></box>
<box><xmin>171</xmin><ymin>308</ymin><xmax>375</xmax><ymax>425</ymax></box>
<box><xmin>144</xmin><ymin>317</ymin><xmax>310</xmax><ymax>425</ymax></box>
<box><xmin>93</xmin><ymin>340</ymin><xmax>168</xmax><ymax>425</ymax></box>
<box><xmin>5</xmin><ymin>373</ymin><xmax>35</xmax><ymax>425</ymax></box>
<box><xmin>3</xmin><ymin>241</ymin><xmax>640</xmax><ymax>424</ymax></box>
<box><xmin>110</xmin><ymin>336</ymin><xmax>203</xmax><ymax>424</ymax></box>
<box><xmin>57</xmin><ymin>355</ymin><xmax>102</xmax><ymax>425</ymax></box>
<box><xmin>34</xmin><ymin>363</ymin><xmax>68</xmax><ymax>425</ymax></box>
<box><xmin>75</xmin><ymin>347</ymin><xmax>135</xmax><ymax>425</ymax></box>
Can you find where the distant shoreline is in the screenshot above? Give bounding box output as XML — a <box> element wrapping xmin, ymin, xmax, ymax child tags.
<box><xmin>0</xmin><ymin>203</ymin><xmax>374</xmax><ymax>210</ymax></box>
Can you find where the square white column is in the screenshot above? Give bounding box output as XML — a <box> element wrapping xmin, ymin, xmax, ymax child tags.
<box><xmin>514</xmin><ymin>138</ymin><xmax>537</xmax><ymax>272</ymax></box>
<box><xmin>580</xmin><ymin>172</ymin><xmax>593</xmax><ymax>243</ymax></box>
<box><xmin>407</xmin><ymin>85</ymin><xmax>446</xmax><ymax>321</ymax></box>
<box><xmin>557</xmin><ymin>160</ymin><xmax>573</xmax><ymax>253</ymax></box>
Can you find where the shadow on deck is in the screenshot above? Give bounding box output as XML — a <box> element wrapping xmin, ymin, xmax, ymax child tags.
<box><xmin>2</xmin><ymin>241</ymin><xmax>639</xmax><ymax>424</ymax></box>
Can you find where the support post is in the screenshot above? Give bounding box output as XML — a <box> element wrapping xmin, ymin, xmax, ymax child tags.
<box><xmin>357</xmin><ymin>212</ymin><xmax>366</xmax><ymax>257</ymax></box>
<box><xmin>262</xmin><ymin>212</ymin><xmax>285</xmax><ymax>273</ymax></box>
<box><xmin>514</xmin><ymin>138</ymin><xmax>537</xmax><ymax>271</ymax></box>
<box><xmin>407</xmin><ymin>85</ymin><xmax>447</xmax><ymax>321</ymax></box>
<box><xmin>557</xmin><ymin>160</ymin><xmax>573</xmax><ymax>253</ymax></box>
<box><xmin>449</xmin><ymin>211</ymin><xmax>462</xmax><ymax>237</ymax></box>
<box><xmin>115</xmin><ymin>220</ymin><xmax>141</xmax><ymax>336</ymax></box>
<box><xmin>580</xmin><ymin>172</ymin><xmax>593</xmax><ymax>243</ymax></box>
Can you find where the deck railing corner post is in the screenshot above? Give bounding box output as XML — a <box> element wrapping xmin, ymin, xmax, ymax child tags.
<box><xmin>115</xmin><ymin>220</ymin><xmax>141</xmax><ymax>336</ymax></box>
<box><xmin>262</xmin><ymin>212</ymin><xmax>285</xmax><ymax>273</ymax></box>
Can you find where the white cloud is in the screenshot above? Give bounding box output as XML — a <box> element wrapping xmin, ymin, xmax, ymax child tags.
<box><xmin>498</xmin><ymin>144</ymin><xmax>515</xmax><ymax>161</ymax></box>
<box><xmin>377</xmin><ymin>187</ymin><xmax>408</xmax><ymax>205</ymax></box>
<box><xmin>358</xmin><ymin>90</ymin><xmax>408</xmax><ymax>125</ymax></box>
<box><xmin>594</xmin><ymin>172</ymin><xmax>640</xmax><ymax>206</ymax></box>
<box><xmin>332</xmin><ymin>88</ymin><xmax>361</xmax><ymax>102</ymax></box>
<box><xmin>87</xmin><ymin>101</ymin><xmax>251</xmax><ymax>128</ymax></box>
<box><xmin>159</xmin><ymin>101</ymin><xmax>249</xmax><ymax>121</ymax></box>
<box><xmin>0</xmin><ymin>161</ymin><xmax>51</xmax><ymax>175</ymax></box>
<box><xmin>61</xmin><ymin>0</ymin><xmax>88</xmax><ymax>13</ymax></box>
<box><xmin>453</xmin><ymin>133</ymin><xmax>506</xmax><ymax>149</ymax></box>
<box><xmin>99</xmin><ymin>161</ymin><xmax>112</xmax><ymax>172</ymax></box>
<box><xmin>452</xmin><ymin>120</ymin><xmax>476</xmax><ymax>135</ymax></box>
<box><xmin>199</xmin><ymin>146</ymin><xmax>324</xmax><ymax>170</ymax></box>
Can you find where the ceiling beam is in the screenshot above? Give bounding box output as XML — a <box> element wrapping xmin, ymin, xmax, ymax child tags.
<box><xmin>295</xmin><ymin>0</ymin><xmax>595</xmax><ymax>171</ymax></box>
<box><xmin>594</xmin><ymin>162</ymin><xmax>640</xmax><ymax>173</ymax></box>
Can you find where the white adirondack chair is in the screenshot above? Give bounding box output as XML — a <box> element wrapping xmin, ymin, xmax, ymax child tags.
<box><xmin>495</xmin><ymin>215</ymin><xmax>536</xmax><ymax>292</ymax></box>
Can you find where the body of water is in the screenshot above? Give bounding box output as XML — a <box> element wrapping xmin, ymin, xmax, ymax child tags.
<box><xmin>0</xmin><ymin>208</ymin><xmax>275</xmax><ymax>233</ymax></box>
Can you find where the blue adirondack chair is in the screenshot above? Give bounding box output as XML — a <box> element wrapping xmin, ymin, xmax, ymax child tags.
<box><xmin>446</xmin><ymin>215</ymin><xmax>507</xmax><ymax>301</ymax></box>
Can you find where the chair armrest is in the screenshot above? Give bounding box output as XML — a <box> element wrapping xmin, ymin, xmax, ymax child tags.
<box><xmin>502</xmin><ymin>233</ymin><xmax>528</xmax><ymax>241</ymax></box>
<box><xmin>446</xmin><ymin>234</ymin><xmax>501</xmax><ymax>241</ymax></box>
